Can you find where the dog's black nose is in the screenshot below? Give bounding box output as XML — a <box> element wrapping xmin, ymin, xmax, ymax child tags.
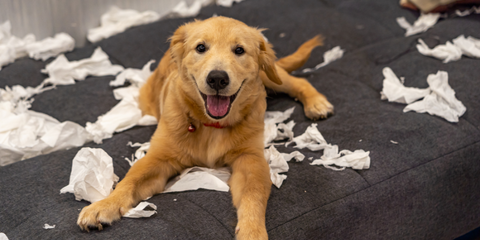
<box><xmin>206</xmin><ymin>70</ymin><xmax>229</xmax><ymax>91</ymax></box>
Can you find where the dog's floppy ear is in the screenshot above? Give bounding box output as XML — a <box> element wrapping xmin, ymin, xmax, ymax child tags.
<box><xmin>258</xmin><ymin>31</ymin><xmax>282</xmax><ymax>85</ymax></box>
<box><xmin>169</xmin><ymin>24</ymin><xmax>187</xmax><ymax>68</ymax></box>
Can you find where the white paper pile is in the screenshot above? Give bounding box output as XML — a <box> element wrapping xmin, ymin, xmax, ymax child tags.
<box><xmin>396</xmin><ymin>13</ymin><xmax>440</xmax><ymax>37</ymax></box>
<box><xmin>86</xmin><ymin>60</ymin><xmax>157</xmax><ymax>144</ymax></box>
<box><xmin>61</xmin><ymin>147</ymin><xmax>157</xmax><ymax>218</ymax></box>
<box><xmin>381</xmin><ymin>67</ymin><xmax>466</xmax><ymax>123</ymax></box>
<box><xmin>302</xmin><ymin>46</ymin><xmax>344</xmax><ymax>73</ymax></box>
<box><xmin>289</xmin><ymin>123</ymin><xmax>371</xmax><ymax>170</ymax></box>
<box><xmin>0</xmin><ymin>99</ymin><xmax>90</xmax><ymax>166</ymax></box>
<box><xmin>264</xmin><ymin>107</ymin><xmax>295</xmax><ymax>146</ymax></box>
<box><xmin>417</xmin><ymin>35</ymin><xmax>480</xmax><ymax>63</ymax></box>
<box><xmin>43</xmin><ymin>224</ymin><xmax>55</xmax><ymax>229</ymax></box>
<box><xmin>88</xmin><ymin>7</ymin><xmax>161</xmax><ymax>43</ymax></box>
<box><xmin>42</xmin><ymin>47</ymin><xmax>124</xmax><ymax>85</ymax></box>
<box><xmin>1</xmin><ymin>21</ymin><xmax>75</xmax><ymax>70</ymax></box>
<box><xmin>164</xmin><ymin>167</ymin><xmax>231</xmax><ymax>193</ymax></box>
<box><xmin>60</xmin><ymin>148</ymin><xmax>119</xmax><ymax>203</ymax></box>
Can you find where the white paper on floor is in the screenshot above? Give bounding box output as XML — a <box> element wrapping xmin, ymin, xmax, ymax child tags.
<box><xmin>125</xmin><ymin>141</ymin><xmax>150</xmax><ymax>166</ymax></box>
<box><xmin>380</xmin><ymin>67</ymin><xmax>430</xmax><ymax>104</ymax></box>
<box><xmin>302</xmin><ymin>46</ymin><xmax>344</xmax><ymax>73</ymax></box>
<box><xmin>0</xmin><ymin>233</ymin><xmax>8</xmax><ymax>240</ymax></box>
<box><xmin>396</xmin><ymin>13</ymin><xmax>440</xmax><ymax>37</ymax></box>
<box><xmin>264</xmin><ymin>107</ymin><xmax>295</xmax><ymax>146</ymax></box>
<box><xmin>123</xmin><ymin>201</ymin><xmax>157</xmax><ymax>218</ymax></box>
<box><xmin>0</xmin><ymin>21</ymin><xmax>74</xmax><ymax>70</ymax></box>
<box><xmin>381</xmin><ymin>67</ymin><xmax>466</xmax><ymax>123</ymax></box>
<box><xmin>416</xmin><ymin>35</ymin><xmax>480</xmax><ymax>63</ymax></box>
<box><xmin>404</xmin><ymin>71</ymin><xmax>466</xmax><ymax>123</ymax></box>
<box><xmin>163</xmin><ymin>167</ymin><xmax>231</xmax><ymax>193</ymax></box>
<box><xmin>86</xmin><ymin>60</ymin><xmax>157</xmax><ymax>144</ymax></box>
<box><xmin>264</xmin><ymin>145</ymin><xmax>289</xmax><ymax>188</ymax></box>
<box><xmin>60</xmin><ymin>148</ymin><xmax>119</xmax><ymax>203</ymax></box>
<box><xmin>88</xmin><ymin>7</ymin><xmax>161</xmax><ymax>43</ymax></box>
<box><xmin>42</xmin><ymin>47</ymin><xmax>124</xmax><ymax>85</ymax></box>
<box><xmin>455</xmin><ymin>6</ymin><xmax>480</xmax><ymax>17</ymax></box>
<box><xmin>43</xmin><ymin>224</ymin><xmax>55</xmax><ymax>229</ymax></box>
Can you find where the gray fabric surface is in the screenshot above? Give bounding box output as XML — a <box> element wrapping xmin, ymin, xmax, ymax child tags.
<box><xmin>1</xmin><ymin>0</ymin><xmax>479</xmax><ymax>239</ymax></box>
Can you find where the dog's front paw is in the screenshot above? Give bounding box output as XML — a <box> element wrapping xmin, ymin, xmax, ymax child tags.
<box><xmin>235</xmin><ymin>221</ymin><xmax>268</xmax><ymax>240</ymax></box>
<box><xmin>77</xmin><ymin>198</ymin><xmax>129</xmax><ymax>231</ymax></box>
<box><xmin>304</xmin><ymin>94</ymin><xmax>334</xmax><ymax>120</ymax></box>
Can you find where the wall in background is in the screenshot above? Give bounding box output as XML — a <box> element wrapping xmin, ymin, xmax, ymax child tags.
<box><xmin>0</xmin><ymin>0</ymin><xmax>192</xmax><ymax>46</ymax></box>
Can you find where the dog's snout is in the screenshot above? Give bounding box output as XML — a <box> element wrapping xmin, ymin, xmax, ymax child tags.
<box><xmin>206</xmin><ymin>70</ymin><xmax>229</xmax><ymax>91</ymax></box>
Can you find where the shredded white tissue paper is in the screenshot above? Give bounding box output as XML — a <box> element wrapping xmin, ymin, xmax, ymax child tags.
<box><xmin>291</xmin><ymin>123</ymin><xmax>371</xmax><ymax>171</ymax></box>
<box><xmin>1</xmin><ymin>21</ymin><xmax>75</xmax><ymax>70</ymax></box>
<box><xmin>216</xmin><ymin>0</ymin><xmax>243</xmax><ymax>7</ymax></box>
<box><xmin>404</xmin><ymin>71</ymin><xmax>466</xmax><ymax>123</ymax></box>
<box><xmin>302</xmin><ymin>46</ymin><xmax>344</xmax><ymax>73</ymax></box>
<box><xmin>380</xmin><ymin>67</ymin><xmax>430</xmax><ymax>104</ymax></box>
<box><xmin>60</xmin><ymin>148</ymin><xmax>119</xmax><ymax>203</ymax></box>
<box><xmin>125</xmin><ymin>141</ymin><xmax>150</xmax><ymax>166</ymax></box>
<box><xmin>417</xmin><ymin>35</ymin><xmax>480</xmax><ymax>63</ymax></box>
<box><xmin>163</xmin><ymin>167</ymin><xmax>231</xmax><ymax>193</ymax></box>
<box><xmin>264</xmin><ymin>107</ymin><xmax>295</xmax><ymax>146</ymax></box>
<box><xmin>88</xmin><ymin>7</ymin><xmax>161</xmax><ymax>43</ymax></box>
<box><xmin>42</xmin><ymin>47</ymin><xmax>124</xmax><ymax>85</ymax></box>
<box><xmin>0</xmin><ymin>233</ymin><xmax>8</xmax><ymax>240</ymax></box>
<box><xmin>123</xmin><ymin>201</ymin><xmax>157</xmax><ymax>218</ymax></box>
<box><xmin>396</xmin><ymin>13</ymin><xmax>440</xmax><ymax>37</ymax></box>
<box><xmin>310</xmin><ymin>144</ymin><xmax>370</xmax><ymax>171</ymax></box>
<box><xmin>86</xmin><ymin>60</ymin><xmax>157</xmax><ymax>144</ymax></box>
<box><xmin>264</xmin><ymin>146</ymin><xmax>289</xmax><ymax>188</ymax></box>
<box><xmin>455</xmin><ymin>6</ymin><xmax>480</xmax><ymax>17</ymax></box>
<box><xmin>43</xmin><ymin>224</ymin><xmax>55</xmax><ymax>229</ymax></box>
<box><xmin>25</xmin><ymin>33</ymin><xmax>75</xmax><ymax>61</ymax></box>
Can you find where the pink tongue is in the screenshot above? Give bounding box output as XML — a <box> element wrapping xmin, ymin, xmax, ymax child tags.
<box><xmin>206</xmin><ymin>95</ymin><xmax>230</xmax><ymax>117</ymax></box>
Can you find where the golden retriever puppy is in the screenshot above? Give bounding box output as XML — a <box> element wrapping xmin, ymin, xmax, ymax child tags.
<box><xmin>77</xmin><ymin>16</ymin><xmax>333</xmax><ymax>239</ymax></box>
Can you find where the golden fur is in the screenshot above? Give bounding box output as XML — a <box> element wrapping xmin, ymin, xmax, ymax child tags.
<box><xmin>77</xmin><ymin>16</ymin><xmax>333</xmax><ymax>239</ymax></box>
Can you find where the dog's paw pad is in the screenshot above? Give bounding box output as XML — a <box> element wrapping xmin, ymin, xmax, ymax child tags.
<box><xmin>304</xmin><ymin>95</ymin><xmax>334</xmax><ymax>120</ymax></box>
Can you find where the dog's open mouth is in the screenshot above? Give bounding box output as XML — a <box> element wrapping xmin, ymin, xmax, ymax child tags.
<box><xmin>200</xmin><ymin>93</ymin><xmax>238</xmax><ymax>119</ymax></box>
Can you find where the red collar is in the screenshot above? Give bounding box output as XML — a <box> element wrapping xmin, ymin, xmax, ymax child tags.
<box><xmin>203</xmin><ymin>122</ymin><xmax>225</xmax><ymax>129</ymax></box>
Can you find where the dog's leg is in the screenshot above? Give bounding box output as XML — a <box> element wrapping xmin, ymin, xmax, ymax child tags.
<box><xmin>261</xmin><ymin>66</ymin><xmax>334</xmax><ymax>120</ymax></box>
<box><xmin>229</xmin><ymin>154</ymin><xmax>272</xmax><ymax>240</ymax></box>
<box><xmin>77</xmin><ymin>149</ymin><xmax>181</xmax><ymax>231</ymax></box>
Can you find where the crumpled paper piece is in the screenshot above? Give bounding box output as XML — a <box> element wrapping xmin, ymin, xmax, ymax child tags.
<box><xmin>43</xmin><ymin>224</ymin><xmax>55</xmax><ymax>229</ymax></box>
<box><xmin>25</xmin><ymin>33</ymin><xmax>75</xmax><ymax>61</ymax></box>
<box><xmin>291</xmin><ymin>123</ymin><xmax>371</xmax><ymax>171</ymax></box>
<box><xmin>310</xmin><ymin>144</ymin><xmax>370</xmax><ymax>171</ymax></box>
<box><xmin>1</xmin><ymin>21</ymin><xmax>75</xmax><ymax>70</ymax></box>
<box><xmin>0</xmin><ymin>99</ymin><xmax>90</xmax><ymax>166</ymax></box>
<box><xmin>404</xmin><ymin>71</ymin><xmax>466</xmax><ymax>123</ymax></box>
<box><xmin>264</xmin><ymin>107</ymin><xmax>295</xmax><ymax>146</ymax></box>
<box><xmin>169</xmin><ymin>0</ymin><xmax>244</xmax><ymax>18</ymax></box>
<box><xmin>396</xmin><ymin>13</ymin><xmax>440</xmax><ymax>37</ymax></box>
<box><xmin>216</xmin><ymin>0</ymin><xmax>243</xmax><ymax>7</ymax></box>
<box><xmin>42</xmin><ymin>47</ymin><xmax>124</xmax><ymax>85</ymax></box>
<box><xmin>302</xmin><ymin>46</ymin><xmax>344</xmax><ymax>73</ymax></box>
<box><xmin>86</xmin><ymin>61</ymin><xmax>157</xmax><ymax>144</ymax></box>
<box><xmin>455</xmin><ymin>6</ymin><xmax>480</xmax><ymax>17</ymax></box>
<box><xmin>60</xmin><ymin>147</ymin><xmax>119</xmax><ymax>203</ymax></box>
<box><xmin>125</xmin><ymin>141</ymin><xmax>150</xmax><ymax>166</ymax></box>
<box><xmin>163</xmin><ymin>167</ymin><xmax>231</xmax><ymax>193</ymax></box>
<box><xmin>88</xmin><ymin>7</ymin><xmax>161</xmax><ymax>43</ymax></box>
<box><xmin>123</xmin><ymin>201</ymin><xmax>157</xmax><ymax>218</ymax></box>
<box><xmin>0</xmin><ymin>233</ymin><xmax>8</xmax><ymax>240</ymax></box>
<box><xmin>417</xmin><ymin>35</ymin><xmax>480</xmax><ymax>63</ymax></box>
<box><xmin>380</xmin><ymin>67</ymin><xmax>430</xmax><ymax>104</ymax></box>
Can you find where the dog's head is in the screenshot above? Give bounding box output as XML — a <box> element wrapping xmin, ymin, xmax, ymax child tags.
<box><xmin>169</xmin><ymin>16</ymin><xmax>281</xmax><ymax>121</ymax></box>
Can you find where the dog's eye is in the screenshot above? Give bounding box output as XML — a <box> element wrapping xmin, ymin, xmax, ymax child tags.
<box><xmin>196</xmin><ymin>44</ymin><xmax>206</xmax><ymax>53</ymax></box>
<box><xmin>234</xmin><ymin>47</ymin><xmax>245</xmax><ymax>55</ymax></box>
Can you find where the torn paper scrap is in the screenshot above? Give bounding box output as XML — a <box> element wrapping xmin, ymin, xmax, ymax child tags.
<box><xmin>0</xmin><ymin>21</ymin><xmax>35</xmax><ymax>69</ymax></box>
<box><xmin>0</xmin><ymin>233</ymin><xmax>8</xmax><ymax>240</ymax></box>
<box><xmin>264</xmin><ymin>145</ymin><xmax>289</xmax><ymax>188</ymax></box>
<box><xmin>60</xmin><ymin>147</ymin><xmax>119</xmax><ymax>203</ymax></box>
<box><xmin>455</xmin><ymin>6</ymin><xmax>480</xmax><ymax>17</ymax></box>
<box><xmin>88</xmin><ymin>6</ymin><xmax>160</xmax><ymax>43</ymax></box>
<box><xmin>390</xmin><ymin>140</ymin><xmax>399</xmax><ymax>144</ymax></box>
<box><xmin>216</xmin><ymin>0</ymin><xmax>243</xmax><ymax>7</ymax></box>
<box><xmin>311</xmin><ymin>144</ymin><xmax>370</xmax><ymax>171</ymax></box>
<box><xmin>123</xmin><ymin>201</ymin><xmax>157</xmax><ymax>218</ymax></box>
<box><xmin>25</xmin><ymin>33</ymin><xmax>75</xmax><ymax>61</ymax></box>
<box><xmin>168</xmin><ymin>0</ymin><xmax>210</xmax><ymax>18</ymax></box>
<box><xmin>264</xmin><ymin>107</ymin><xmax>295</xmax><ymax>146</ymax></box>
<box><xmin>110</xmin><ymin>60</ymin><xmax>155</xmax><ymax>87</ymax></box>
<box><xmin>42</xmin><ymin>47</ymin><xmax>124</xmax><ymax>85</ymax></box>
<box><xmin>452</xmin><ymin>35</ymin><xmax>480</xmax><ymax>58</ymax></box>
<box><xmin>404</xmin><ymin>71</ymin><xmax>466</xmax><ymax>122</ymax></box>
<box><xmin>125</xmin><ymin>141</ymin><xmax>151</xmax><ymax>166</ymax></box>
<box><xmin>396</xmin><ymin>13</ymin><xmax>440</xmax><ymax>37</ymax></box>
<box><xmin>302</xmin><ymin>46</ymin><xmax>344</xmax><ymax>73</ymax></box>
<box><xmin>281</xmin><ymin>151</ymin><xmax>305</xmax><ymax>162</ymax></box>
<box><xmin>288</xmin><ymin>123</ymin><xmax>329</xmax><ymax>151</ymax></box>
<box><xmin>416</xmin><ymin>39</ymin><xmax>463</xmax><ymax>63</ymax></box>
<box><xmin>43</xmin><ymin>224</ymin><xmax>55</xmax><ymax>229</ymax></box>
<box><xmin>380</xmin><ymin>67</ymin><xmax>430</xmax><ymax>104</ymax></box>
<box><xmin>163</xmin><ymin>167</ymin><xmax>231</xmax><ymax>193</ymax></box>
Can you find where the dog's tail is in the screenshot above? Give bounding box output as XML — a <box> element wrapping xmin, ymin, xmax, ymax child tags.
<box><xmin>275</xmin><ymin>35</ymin><xmax>324</xmax><ymax>73</ymax></box>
